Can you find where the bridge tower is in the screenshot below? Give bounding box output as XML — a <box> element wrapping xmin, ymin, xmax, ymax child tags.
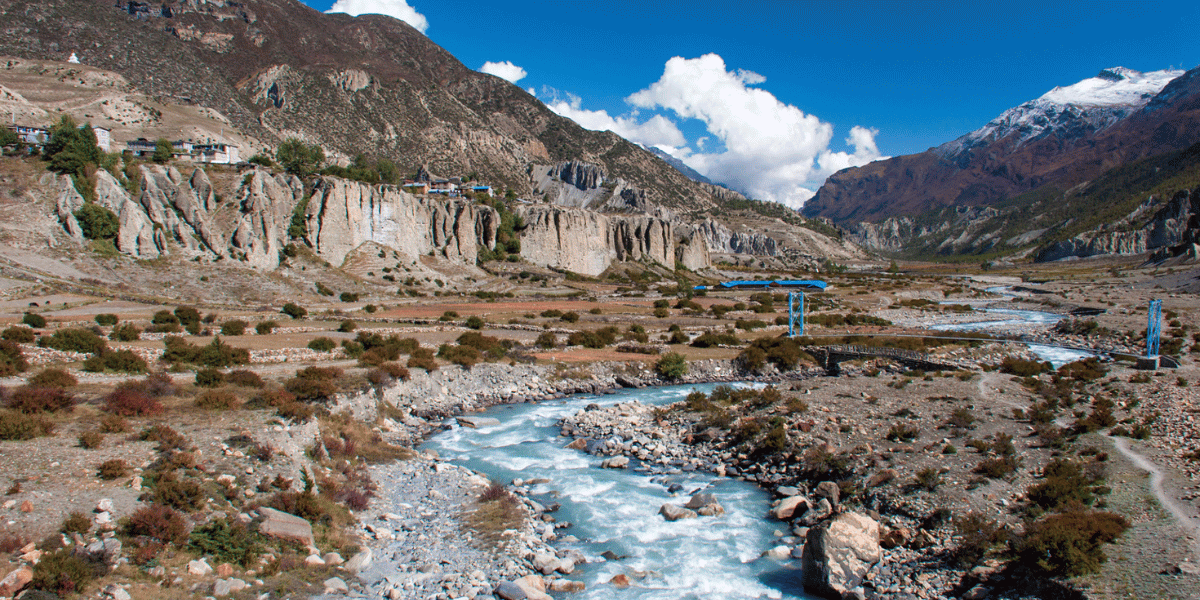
<box><xmin>788</xmin><ymin>291</ymin><xmax>805</xmax><ymax>338</ymax></box>
<box><xmin>1146</xmin><ymin>299</ymin><xmax>1162</xmax><ymax>358</ymax></box>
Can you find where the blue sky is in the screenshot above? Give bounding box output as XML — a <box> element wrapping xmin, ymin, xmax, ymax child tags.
<box><xmin>301</xmin><ymin>0</ymin><xmax>1199</xmax><ymax>206</ymax></box>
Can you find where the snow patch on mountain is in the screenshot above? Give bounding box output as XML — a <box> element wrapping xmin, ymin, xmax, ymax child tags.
<box><xmin>938</xmin><ymin>67</ymin><xmax>1184</xmax><ymax>158</ymax></box>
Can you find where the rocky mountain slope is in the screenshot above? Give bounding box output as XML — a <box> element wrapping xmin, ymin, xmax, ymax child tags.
<box><xmin>0</xmin><ymin>0</ymin><xmax>717</xmax><ymax>211</ymax></box>
<box><xmin>803</xmin><ymin>66</ymin><xmax>1200</xmax><ymax>224</ymax></box>
<box><xmin>0</xmin><ymin>0</ymin><xmax>866</xmax><ymax>269</ymax></box>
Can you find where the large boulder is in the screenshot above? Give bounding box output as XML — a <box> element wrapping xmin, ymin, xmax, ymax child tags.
<box><xmin>801</xmin><ymin>512</ymin><xmax>881</xmax><ymax>599</ymax></box>
<box><xmin>258</xmin><ymin>507</ymin><xmax>317</xmax><ymax>551</ymax></box>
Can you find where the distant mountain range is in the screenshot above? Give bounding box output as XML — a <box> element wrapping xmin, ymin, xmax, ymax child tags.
<box><xmin>803</xmin><ymin>65</ymin><xmax>1200</xmax><ymax>224</ymax></box>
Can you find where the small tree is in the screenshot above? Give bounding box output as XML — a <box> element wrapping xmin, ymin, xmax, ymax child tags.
<box><xmin>655</xmin><ymin>352</ymin><xmax>688</xmax><ymax>380</ymax></box>
<box><xmin>74</xmin><ymin>203</ymin><xmax>119</xmax><ymax>240</ymax></box>
<box><xmin>281</xmin><ymin>303</ymin><xmax>307</xmax><ymax>319</ymax></box>
<box><xmin>152</xmin><ymin>138</ymin><xmax>173</xmax><ymax>164</ymax></box>
<box><xmin>44</xmin><ymin>115</ymin><xmax>100</xmax><ymax>175</ymax></box>
<box><xmin>276</xmin><ymin>138</ymin><xmax>324</xmax><ymax>177</ymax></box>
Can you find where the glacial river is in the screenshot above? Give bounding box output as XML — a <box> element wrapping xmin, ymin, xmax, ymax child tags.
<box><xmin>420</xmin><ymin>300</ymin><xmax>1085</xmax><ymax>599</ymax></box>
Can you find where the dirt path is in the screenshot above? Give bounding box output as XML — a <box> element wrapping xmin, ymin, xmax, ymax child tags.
<box><xmin>1109</xmin><ymin>436</ymin><xmax>1200</xmax><ymax>559</ymax></box>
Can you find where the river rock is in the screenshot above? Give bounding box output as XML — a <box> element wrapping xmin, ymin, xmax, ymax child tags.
<box><xmin>658</xmin><ymin>504</ymin><xmax>697</xmax><ymax>521</ymax></box>
<box><xmin>684</xmin><ymin>492</ymin><xmax>717</xmax><ymax>509</ymax></box>
<box><xmin>608</xmin><ymin>573</ymin><xmax>631</xmax><ymax>587</ymax></box>
<box><xmin>550</xmin><ymin>579</ymin><xmax>586</xmax><ymax>592</ymax></box>
<box><xmin>763</xmin><ymin>545</ymin><xmax>790</xmax><ymax>560</ymax></box>
<box><xmin>773</xmin><ymin>495</ymin><xmax>809</xmax><ymax>520</ymax></box>
<box><xmin>601</xmin><ymin>456</ymin><xmax>629</xmax><ymax>469</ymax></box>
<box><xmin>814</xmin><ymin>481</ymin><xmax>840</xmax><ymax>507</ymax></box>
<box><xmin>495</xmin><ymin>581</ymin><xmax>528</xmax><ymax>599</ymax></box>
<box><xmin>800</xmin><ymin>498</ymin><xmax>833</xmax><ymax>525</ymax></box>
<box><xmin>566</xmin><ymin>438</ymin><xmax>589</xmax><ymax>450</ymax></box>
<box><xmin>187</xmin><ymin>558</ymin><xmax>213</xmax><ymax>576</ymax></box>
<box><xmin>457</xmin><ymin>416</ymin><xmax>501</xmax><ymax>428</ymax></box>
<box><xmin>801</xmin><ymin>512</ymin><xmax>881</xmax><ymax>600</ymax></box>
<box><xmin>513</xmin><ymin>575</ymin><xmax>552</xmax><ymax>600</ymax></box>
<box><xmin>346</xmin><ymin>548</ymin><xmax>373</xmax><ymax>573</ymax></box>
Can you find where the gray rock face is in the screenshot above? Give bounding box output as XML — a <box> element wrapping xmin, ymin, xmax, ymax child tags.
<box><xmin>696</xmin><ymin>217</ymin><xmax>779</xmax><ymax>256</ymax></box>
<box><xmin>231</xmin><ymin>168</ymin><xmax>304</xmax><ymax>268</ymax></box>
<box><xmin>518</xmin><ymin>205</ymin><xmax>692</xmax><ymax>276</ymax></box>
<box><xmin>305</xmin><ymin>177</ymin><xmax>499</xmax><ymax>267</ymax></box>
<box><xmin>801</xmin><ymin>512</ymin><xmax>881</xmax><ymax>600</ymax></box>
<box><xmin>54</xmin><ymin>175</ymin><xmax>85</xmax><ymax>240</ymax></box>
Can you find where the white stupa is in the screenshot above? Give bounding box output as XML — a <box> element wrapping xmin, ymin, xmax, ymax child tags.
<box><xmin>67</xmin><ymin>52</ymin><xmax>80</xmax><ymax>64</ymax></box>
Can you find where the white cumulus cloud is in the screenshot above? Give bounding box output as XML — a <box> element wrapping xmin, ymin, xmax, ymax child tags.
<box><xmin>628</xmin><ymin>53</ymin><xmax>885</xmax><ymax>208</ymax></box>
<box><xmin>326</xmin><ymin>0</ymin><xmax>429</xmax><ymax>33</ymax></box>
<box><xmin>479</xmin><ymin>61</ymin><xmax>528</xmax><ymax>83</ymax></box>
<box><xmin>544</xmin><ymin>91</ymin><xmax>686</xmax><ymax>149</ymax></box>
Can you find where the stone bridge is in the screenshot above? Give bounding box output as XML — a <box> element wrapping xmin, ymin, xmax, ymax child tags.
<box><xmin>805</xmin><ymin>345</ymin><xmax>961</xmax><ymax>375</ymax></box>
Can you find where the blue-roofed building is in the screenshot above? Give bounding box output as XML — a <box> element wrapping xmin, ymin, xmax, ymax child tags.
<box><xmin>695</xmin><ymin>280</ymin><xmax>827</xmax><ymax>291</ymax></box>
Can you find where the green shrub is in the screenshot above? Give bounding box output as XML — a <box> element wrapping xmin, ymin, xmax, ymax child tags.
<box><xmin>560</xmin><ymin>311</ymin><xmax>580</xmax><ymax>323</ymax></box>
<box><xmin>5</xmin><ymin>385</ymin><xmax>74</xmax><ymax>413</ymax></box>
<box><xmin>914</xmin><ymin>467</ymin><xmax>942</xmax><ymax>491</ymax></box>
<box><xmin>27</xmin><ymin>368</ymin><xmax>77</xmax><ymax>388</ymax></box>
<box><xmin>194</xmin><ymin>368</ymin><xmax>225</xmax><ymax>388</ymax></box>
<box><xmin>2</xmin><ymin>326</ymin><xmax>35</xmax><ymax>343</ymax></box>
<box><xmin>138</xmin><ymin>424</ymin><xmax>189</xmax><ymax>452</ymax></box>
<box><xmin>655</xmin><ymin>352</ymin><xmax>688</xmax><ymax>379</ymax></box>
<box><xmin>189</xmin><ymin>518</ymin><xmax>262</xmax><ymax>567</ymax></box>
<box><xmin>976</xmin><ymin>456</ymin><xmax>1021</xmax><ymax>479</ymax></box>
<box><xmin>162</xmin><ymin>336</ymin><xmax>249</xmax><ymax>367</ymax></box>
<box><xmin>174</xmin><ymin>306</ymin><xmax>201</xmax><ymax>331</ymax></box>
<box><xmin>465</xmin><ymin>315</ymin><xmax>485</xmax><ymax>330</ymax></box>
<box><xmin>1026</xmin><ymin>459</ymin><xmax>1101</xmax><ymax>513</ymax></box>
<box><xmin>953</xmin><ymin>512</ymin><xmax>1008</xmax><ymax>567</ymax></box>
<box><xmin>535</xmin><ymin>332</ymin><xmax>558</xmax><ymax>348</ymax></box>
<box><xmin>339</xmin><ymin>292</ymin><xmax>359</xmax><ymax>302</ymax></box>
<box><xmin>226</xmin><ymin>370</ymin><xmax>265</xmax><ymax>388</ymax></box>
<box><xmin>539</xmin><ymin>309</ymin><xmax>561</xmax><ymax>318</ymax></box>
<box><xmin>0</xmin><ymin>340</ymin><xmax>28</xmax><ymax>376</ymax></box>
<box><xmin>109</xmin><ymin>323</ymin><xmax>141</xmax><ymax>341</ymax></box>
<box><xmin>97</xmin><ymin>459</ymin><xmax>129</xmax><ymax>480</ymax></box>
<box><xmin>255</xmin><ymin>320</ymin><xmax>278</xmax><ymax>335</ymax></box>
<box><xmin>0</xmin><ymin>409</ymin><xmax>54</xmax><ymax>440</ymax></box>
<box><xmin>1016</xmin><ymin>511</ymin><xmax>1129</xmax><ymax>576</ymax></box>
<box><xmin>99</xmin><ymin>414</ymin><xmax>129</xmax><ymax>433</ymax></box>
<box><xmin>284</xmin><ymin>366</ymin><xmax>343</xmax><ymax>402</ymax></box>
<box><xmin>31</xmin><ymin>548</ymin><xmax>101</xmax><ymax>596</ymax></box>
<box><xmin>281</xmin><ymin>303</ymin><xmax>307</xmax><ymax>319</ymax></box>
<box><xmin>151</xmin><ymin>474</ymin><xmax>207</xmax><ymax>512</ymax></box>
<box><xmin>999</xmin><ymin>357</ymin><xmax>1051</xmax><ymax>376</ymax></box>
<box><xmin>691</xmin><ymin>331</ymin><xmax>739</xmax><ymax>348</ymax></box>
<box><xmin>22</xmin><ymin>313</ymin><xmax>47</xmax><ymax>328</ymax></box>
<box><xmin>196</xmin><ymin>390</ymin><xmax>240</xmax><ymax>410</ymax></box>
<box><xmin>220</xmin><ymin>320</ymin><xmax>248</xmax><ymax>336</ymax></box>
<box><xmin>886</xmin><ymin>423</ymin><xmax>919</xmax><ymax>442</ymax></box>
<box><xmin>151</xmin><ymin>310</ymin><xmax>179</xmax><ymax>326</ymax></box>
<box><xmin>308</xmin><ymin>337</ymin><xmax>337</xmax><ymax>352</ymax></box>
<box><xmin>363</xmin><ymin>304</ymin><xmax>377</xmax><ymax>314</ymax></box>
<box><xmin>94</xmin><ymin>314</ymin><xmax>119</xmax><ymax>326</ymax></box>
<box><xmin>338</xmin><ymin>320</ymin><xmax>357</xmax><ymax>333</ymax></box>
<box><xmin>61</xmin><ymin>511</ymin><xmax>91</xmax><ymax>534</ymax></box>
<box><xmin>103</xmin><ymin>388</ymin><xmax>164</xmax><ymax>417</ymax></box>
<box><xmin>38</xmin><ymin>327</ymin><xmax>106</xmax><ymax>354</ymax></box>
<box><xmin>82</xmin><ymin>348</ymin><xmax>148</xmax><ymax>374</ymax></box>
<box><xmin>121</xmin><ymin>504</ymin><xmax>189</xmax><ymax>545</ymax></box>
<box><xmin>438</xmin><ymin>344</ymin><xmax>481</xmax><ymax>368</ymax></box>
<box><xmin>74</xmin><ymin>203</ymin><xmax>119</xmax><ymax>240</ymax></box>
<box><xmin>78</xmin><ymin>431</ymin><xmax>103</xmax><ymax>449</ymax></box>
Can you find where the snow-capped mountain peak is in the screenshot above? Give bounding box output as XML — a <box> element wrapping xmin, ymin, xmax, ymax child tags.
<box><xmin>938</xmin><ymin>67</ymin><xmax>1185</xmax><ymax>158</ymax></box>
<box><xmin>1041</xmin><ymin>67</ymin><xmax>1183</xmax><ymax>107</ymax></box>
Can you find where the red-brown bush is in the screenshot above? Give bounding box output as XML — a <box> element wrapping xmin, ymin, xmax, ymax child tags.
<box><xmin>121</xmin><ymin>504</ymin><xmax>189</xmax><ymax>545</ymax></box>
<box><xmin>102</xmin><ymin>387</ymin><xmax>164</xmax><ymax>417</ymax></box>
<box><xmin>5</xmin><ymin>385</ymin><xmax>75</xmax><ymax>413</ymax></box>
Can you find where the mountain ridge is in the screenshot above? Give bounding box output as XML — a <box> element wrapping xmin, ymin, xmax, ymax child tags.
<box><xmin>803</xmin><ymin>64</ymin><xmax>1200</xmax><ymax>224</ymax></box>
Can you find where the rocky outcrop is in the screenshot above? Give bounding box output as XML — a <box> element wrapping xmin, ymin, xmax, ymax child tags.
<box><xmin>801</xmin><ymin>511</ymin><xmax>882</xmax><ymax>600</ymax></box>
<box><xmin>530</xmin><ymin>161</ymin><xmax>659</xmax><ymax>214</ymax></box>
<box><xmin>675</xmin><ymin>229</ymin><xmax>710</xmax><ymax>271</ymax></box>
<box><xmin>304</xmin><ymin>178</ymin><xmax>499</xmax><ymax>267</ymax></box>
<box><xmin>517</xmin><ymin>206</ymin><xmax>690</xmax><ymax>276</ymax></box>
<box><xmin>230</xmin><ymin>169</ymin><xmax>305</xmax><ymax>268</ymax></box>
<box><xmin>54</xmin><ymin>176</ymin><xmax>85</xmax><ymax>240</ymax></box>
<box><xmin>1038</xmin><ymin>186</ymin><xmax>1200</xmax><ymax>262</ymax></box>
<box><xmin>696</xmin><ymin>218</ymin><xmax>779</xmax><ymax>256</ymax></box>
